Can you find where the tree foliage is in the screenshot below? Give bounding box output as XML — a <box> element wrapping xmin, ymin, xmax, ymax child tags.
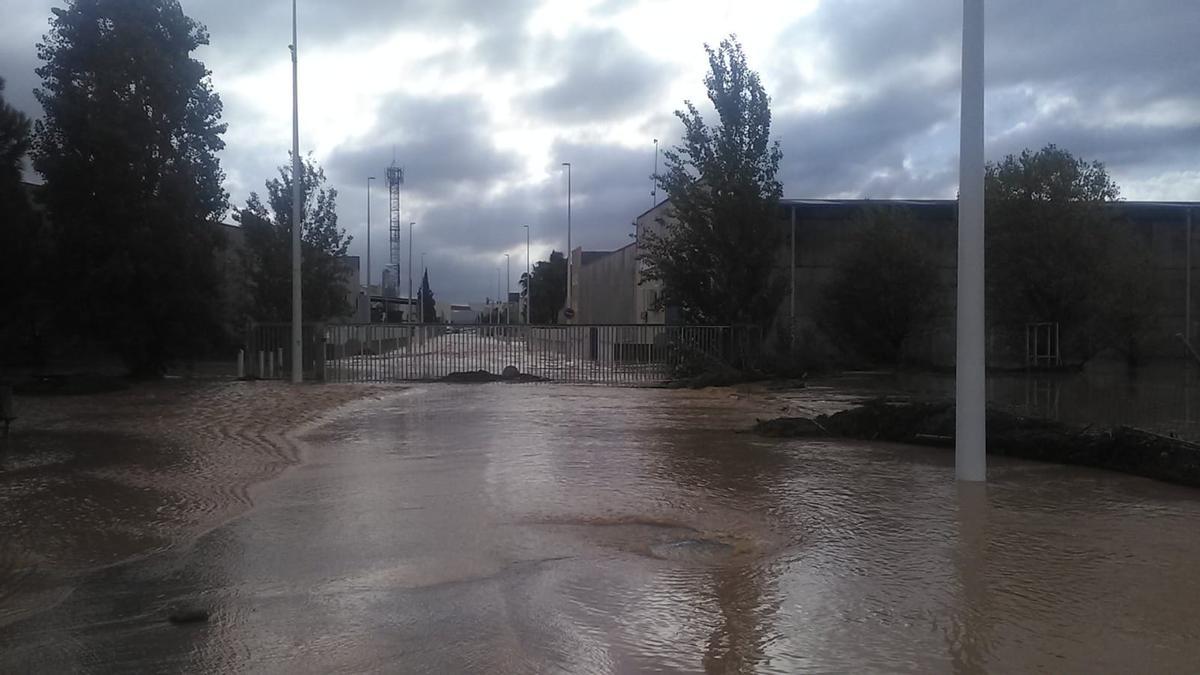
<box><xmin>418</xmin><ymin>268</ymin><xmax>436</xmax><ymax>323</ymax></box>
<box><xmin>640</xmin><ymin>36</ymin><xmax>784</xmax><ymax>326</ymax></box>
<box><xmin>818</xmin><ymin>208</ymin><xmax>945</xmax><ymax>364</ymax></box>
<box><xmin>520</xmin><ymin>251</ymin><xmax>566</xmax><ymax>324</ymax></box>
<box><xmin>236</xmin><ymin>154</ymin><xmax>352</xmax><ymax>323</ymax></box>
<box><xmin>986</xmin><ymin>144</ymin><xmax>1158</xmax><ymax>360</ymax></box>
<box><xmin>32</xmin><ymin>0</ymin><xmax>228</xmax><ymax>376</ymax></box>
<box><xmin>0</xmin><ymin>76</ymin><xmax>51</xmax><ymax>362</ymax></box>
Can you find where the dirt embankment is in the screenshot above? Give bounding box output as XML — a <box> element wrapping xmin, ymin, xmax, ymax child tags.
<box><xmin>754</xmin><ymin>398</ymin><xmax>1200</xmax><ymax>488</ymax></box>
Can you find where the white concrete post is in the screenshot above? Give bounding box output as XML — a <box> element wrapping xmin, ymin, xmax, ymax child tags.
<box><xmin>956</xmin><ymin>0</ymin><xmax>987</xmax><ymax>482</ymax></box>
<box><xmin>237</xmin><ymin>349</ymin><xmax>245</xmax><ymax>379</ymax></box>
<box><xmin>258</xmin><ymin>351</ymin><xmax>265</xmax><ymax>378</ymax></box>
<box><xmin>289</xmin><ymin>0</ymin><xmax>303</xmax><ymax>384</ymax></box>
<box><xmin>268</xmin><ymin>351</ymin><xmax>275</xmax><ymax>379</ymax></box>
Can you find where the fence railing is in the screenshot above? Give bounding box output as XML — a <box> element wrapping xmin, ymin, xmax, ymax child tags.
<box><xmin>244</xmin><ymin>323</ymin><xmax>758</xmax><ymax>385</ymax></box>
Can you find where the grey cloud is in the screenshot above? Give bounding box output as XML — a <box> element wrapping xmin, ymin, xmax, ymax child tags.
<box><xmin>187</xmin><ymin>0</ymin><xmax>540</xmax><ymax>70</ymax></box>
<box><xmin>325</xmin><ymin>93</ymin><xmax>521</xmax><ymax>201</ymax></box>
<box><xmin>768</xmin><ymin>0</ymin><xmax>1200</xmax><ymax>199</ymax></box>
<box><xmin>774</xmin><ymin>85</ymin><xmax>958</xmax><ymax>197</ymax></box>
<box><xmin>519</xmin><ymin>28</ymin><xmax>677</xmax><ymax>124</ymax></box>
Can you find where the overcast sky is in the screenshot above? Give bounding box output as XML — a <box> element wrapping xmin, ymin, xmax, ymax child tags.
<box><xmin>3</xmin><ymin>1</ymin><xmax>1198</xmax><ymax>303</ymax></box>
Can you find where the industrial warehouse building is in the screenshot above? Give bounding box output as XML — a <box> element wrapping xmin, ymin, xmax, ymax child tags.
<box><xmin>569</xmin><ymin>198</ymin><xmax>1199</xmax><ymax>366</ymax></box>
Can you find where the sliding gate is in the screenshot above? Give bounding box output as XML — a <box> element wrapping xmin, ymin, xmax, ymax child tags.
<box><xmin>301</xmin><ymin>323</ymin><xmax>755</xmax><ymax>385</ymax></box>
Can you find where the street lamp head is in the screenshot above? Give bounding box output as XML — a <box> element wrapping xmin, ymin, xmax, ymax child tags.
<box><xmin>368</xmin><ymin>176</ymin><xmax>376</xmax><ymax>180</ymax></box>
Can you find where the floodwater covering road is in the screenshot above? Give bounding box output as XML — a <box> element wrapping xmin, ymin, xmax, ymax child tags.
<box><xmin>2</xmin><ymin>383</ymin><xmax>1200</xmax><ymax>672</ymax></box>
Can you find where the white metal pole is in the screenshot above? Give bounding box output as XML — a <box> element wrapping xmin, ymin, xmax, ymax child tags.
<box><xmin>408</xmin><ymin>221</ymin><xmax>414</xmax><ymax>324</ymax></box>
<box><xmin>956</xmin><ymin>0</ymin><xmax>986</xmax><ymax>482</ymax></box>
<box><xmin>790</xmin><ymin>205</ymin><xmax>796</xmax><ymax>350</ymax></box>
<box><xmin>651</xmin><ymin>139</ymin><xmax>659</xmax><ymax>210</ymax></box>
<box><xmin>562</xmin><ymin>162</ymin><xmax>572</xmax><ymax>322</ymax></box>
<box><xmin>366</xmin><ymin>176</ymin><xmax>374</xmax><ymax>301</ymax></box>
<box><xmin>505</xmin><ymin>253</ymin><xmax>511</xmax><ymax>325</ymax></box>
<box><xmin>524</xmin><ymin>225</ymin><xmax>531</xmax><ymax>324</ymax></box>
<box><xmin>1187</xmin><ymin>208</ymin><xmax>1192</xmax><ymax>345</ymax></box>
<box><xmin>289</xmin><ymin>0</ymin><xmax>303</xmax><ymax>384</ymax></box>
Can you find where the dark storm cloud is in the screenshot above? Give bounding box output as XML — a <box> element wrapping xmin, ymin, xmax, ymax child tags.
<box><xmin>769</xmin><ymin>0</ymin><xmax>1200</xmax><ymax>196</ymax></box>
<box><xmin>519</xmin><ymin>28</ymin><xmax>677</xmax><ymax>124</ymax></box>
<box><xmin>325</xmin><ymin>93</ymin><xmax>521</xmax><ymax>202</ymax></box>
<box><xmin>774</xmin><ymin>85</ymin><xmax>958</xmax><ymax>197</ymax></box>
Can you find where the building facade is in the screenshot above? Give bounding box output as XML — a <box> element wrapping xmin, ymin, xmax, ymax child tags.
<box><xmin>574</xmin><ymin>197</ymin><xmax>1199</xmax><ymax>364</ymax></box>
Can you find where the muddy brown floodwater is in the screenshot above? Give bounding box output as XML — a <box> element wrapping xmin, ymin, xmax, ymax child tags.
<box><xmin>2</xmin><ymin>382</ymin><xmax>1200</xmax><ymax>672</ymax></box>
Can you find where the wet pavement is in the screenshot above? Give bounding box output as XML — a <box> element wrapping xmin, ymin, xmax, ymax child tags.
<box><xmin>3</xmin><ymin>382</ymin><xmax>1200</xmax><ymax>672</ymax></box>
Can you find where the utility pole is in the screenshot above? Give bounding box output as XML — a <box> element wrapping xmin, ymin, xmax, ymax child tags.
<box><xmin>523</xmin><ymin>225</ymin><xmax>531</xmax><ymax>324</ymax></box>
<box><xmin>1187</xmin><ymin>208</ymin><xmax>1193</xmax><ymax>346</ymax></box>
<box><xmin>289</xmin><ymin>0</ymin><xmax>302</xmax><ymax>384</ymax></box>
<box><xmin>366</xmin><ymin>175</ymin><xmax>375</xmax><ymax>316</ymax></box>
<box><xmin>790</xmin><ymin>205</ymin><xmax>796</xmax><ymax>351</ymax></box>
<box><xmin>562</xmin><ymin>162</ymin><xmax>572</xmax><ymax>322</ymax></box>
<box><xmin>650</xmin><ymin>138</ymin><xmax>659</xmax><ymax>210</ymax></box>
<box><xmin>408</xmin><ymin>222</ymin><xmax>414</xmax><ymax>324</ymax></box>
<box><xmin>505</xmin><ymin>253</ymin><xmax>511</xmax><ymax>325</ymax></box>
<box><xmin>956</xmin><ymin>0</ymin><xmax>986</xmax><ymax>482</ymax></box>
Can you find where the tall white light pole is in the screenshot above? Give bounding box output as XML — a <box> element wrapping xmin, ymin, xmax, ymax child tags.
<box><xmin>562</xmin><ymin>162</ymin><xmax>572</xmax><ymax>321</ymax></box>
<box><xmin>289</xmin><ymin>0</ymin><xmax>303</xmax><ymax>383</ymax></box>
<box><xmin>523</xmin><ymin>224</ymin><xmax>531</xmax><ymax>324</ymax></box>
<box><xmin>408</xmin><ymin>221</ymin><xmax>415</xmax><ymax>324</ymax></box>
<box><xmin>504</xmin><ymin>253</ymin><xmax>511</xmax><ymax>325</ymax></box>
<box><xmin>366</xmin><ymin>176</ymin><xmax>375</xmax><ymax>300</ymax></box>
<box><xmin>957</xmin><ymin>0</ymin><xmax>986</xmax><ymax>482</ymax></box>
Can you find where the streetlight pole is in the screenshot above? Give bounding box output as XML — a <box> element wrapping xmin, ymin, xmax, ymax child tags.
<box><xmin>504</xmin><ymin>253</ymin><xmax>511</xmax><ymax>325</ymax></box>
<box><xmin>420</xmin><ymin>252</ymin><xmax>426</xmax><ymax>323</ymax></box>
<box><xmin>650</xmin><ymin>138</ymin><xmax>659</xmax><ymax>210</ymax></box>
<box><xmin>562</xmin><ymin>162</ymin><xmax>572</xmax><ymax>322</ymax></box>
<box><xmin>523</xmin><ymin>224</ymin><xmax>531</xmax><ymax>324</ymax></box>
<box><xmin>956</xmin><ymin>0</ymin><xmax>986</xmax><ymax>482</ymax></box>
<box><xmin>289</xmin><ymin>0</ymin><xmax>303</xmax><ymax>383</ymax></box>
<box><xmin>408</xmin><ymin>221</ymin><xmax>414</xmax><ymax>324</ymax></box>
<box><xmin>366</xmin><ymin>176</ymin><xmax>375</xmax><ymax>316</ymax></box>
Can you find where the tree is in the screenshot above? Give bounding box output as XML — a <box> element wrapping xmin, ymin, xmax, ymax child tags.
<box><xmin>522</xmin><ymin>251</ymin><xmax>566</xmax><ymax>324</ymax></box>
<box><xmin>640</xmin><ymin>36</ymin><xmax>784</xmax><ymax>326</ymax></box>
<box><xmin>818</xmin><ymin>208</ymin><xmax>945</xmax><ymax>364</ymax></box>
<box><xmin>0</xmin><ymin>76</ymin><xmax>51</xmax><ymax>365</ymax></box>
<box><xmin>32</xmin><ymin>0</ymin><xmax>228</xmax><ymax>376</ymax></box>
<box><xmin>418</xmin><ymin>268</ymin><xmax>436</xmax><ymax>323</ymax></box>
<box><xmin>236</xmin><ymin>154</ymin><xmax>352</xmax><ymax>323</ymax></box>
<box><xmin>986</xmin><ymin>144</ymin><xmax>1158</xmax><ymax>362</ymax></box>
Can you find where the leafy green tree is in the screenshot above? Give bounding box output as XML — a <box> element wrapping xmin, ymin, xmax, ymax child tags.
<box><xmin>0</xmin><ymin>77</ymin><xmax>29</xmax><ymax>187</ymax></box>
<box><xmin>640</xmin><ymin>36</ymin><xmax>784</xmax><ymax>326</ymax></box>
<box><xmin>32</xmin><ymin>0</ymin><xmax>229</xmax><ymax>376</ymax></box>
<box><xmin>236</xmin><ymin>154</ymin><xmax>352</xmax><ymax>323</ymax></box>
<box><xmin>986</xmin><ymin>144</ymin><xmax>1158</xmax><ymax>361</ymax></box>
<box><xmin>818</xmin><ymin>208</ymin><xmax>945</xmax><ymax>364</ymax></box>
<box><xmin>0</xmin><ymin>76</ymin><xmax>51</xmax><ymax>365</ymax></box>
<box><xmin>418</xmin><ymin>268</ymin><xmax>436</xmax><ymax>323</ymax></box>
<box><xmin>521</xmin><ymin>251</ymin><xmax>566</xmax><ymax>324</ymax></box>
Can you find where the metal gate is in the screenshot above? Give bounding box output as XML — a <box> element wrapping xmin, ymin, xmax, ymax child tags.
<box><xmin>245</xmin><ymin>323</ymin><xmax>757</xmax><ymax>385</ymax></box>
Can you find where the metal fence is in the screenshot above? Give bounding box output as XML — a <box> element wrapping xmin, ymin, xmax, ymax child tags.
<box><xmin>242</xmin><ymin>323</ymin><xmax>325</xmax><ymax>380</ymax></box>
<box><xmin>245</xmin><ymin>323</ymin><xmax>758</xmax><ymax>385</ymax></box>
